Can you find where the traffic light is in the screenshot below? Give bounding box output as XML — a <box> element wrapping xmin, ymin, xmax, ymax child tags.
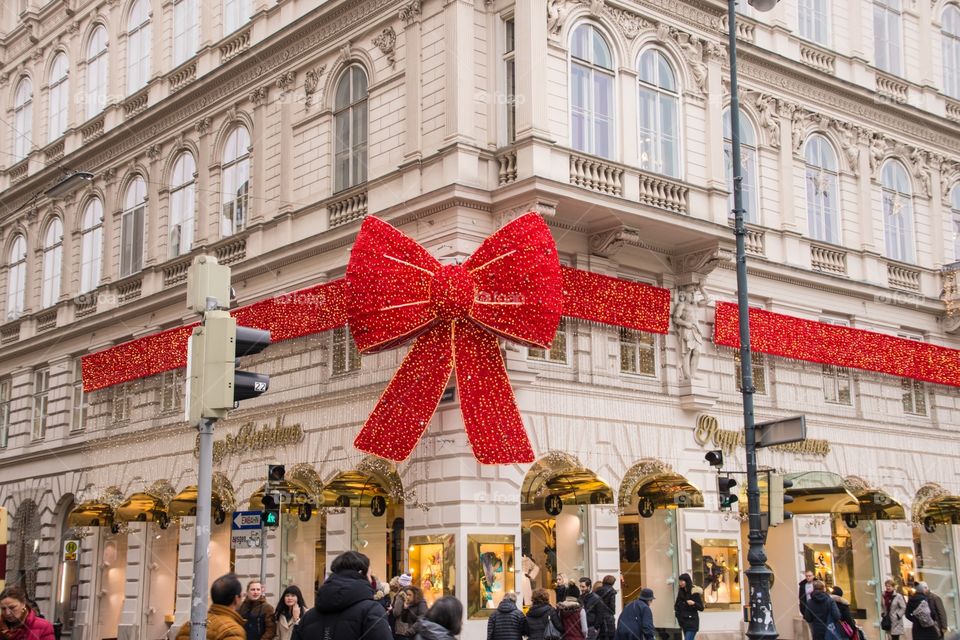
<box><xmin>268</xmin><ymin>464</ymin><xmax>286</xmax><ymax>485</ymax></box>
<box><xmin>262</xmin><ymin>494</ymin><xmax>280</xmax><ymax>528</ymax></box>
<box><xmin>769</xmin><ymin>473</ymin><xmax>794</xmax><ymax>526</ymax></box>
<box><xmin>717</xmin><ymin>476</ymin><xmax>738</xmax><ymax>510</ymax></box>
<box><xmin>704</xmin><ymin>450</ymin><xmax>724</xmax><ymax>467</ymax></box>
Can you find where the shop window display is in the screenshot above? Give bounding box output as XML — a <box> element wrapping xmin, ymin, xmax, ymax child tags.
<box><xmin>889</xmin><ymin>546</ymin><xmax>916</xmax><ymax>595</ymax></box>
<box><xmin>691</xmin><ymin>539</ymin><xmax>741</xmax><ymax>609</ymax></box>
<box><xmin>803</xmin><ymin>543</ymin><xmax>835</xmax><ymax>588</ymax></box>
<box><xmin>467</xmin><ymin>534</ymin><xmax>515</xmax><ymax>618</ymax></box>
<box><xmin>408</xmin><ymin>534</ymin><xmax>455</xmax><ymax>606</ymax></box>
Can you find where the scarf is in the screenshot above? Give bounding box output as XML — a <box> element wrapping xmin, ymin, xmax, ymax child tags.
<box><xmin>883</xmin><ymin>591</ymin><xmax>894</xmax><ymax>613</ymax></box>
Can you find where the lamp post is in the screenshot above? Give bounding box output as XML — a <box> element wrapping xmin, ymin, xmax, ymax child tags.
<box><xmin>727</xmin><ymin>1</ymin><xmax>780</xmax><ymax>639</ymax></box>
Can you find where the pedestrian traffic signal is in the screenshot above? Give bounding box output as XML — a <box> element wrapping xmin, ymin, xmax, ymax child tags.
<box><xmin>262</xmin><ymin>494</ymin><xmax>280</xmax><ymax>528</ymax></box>
<box><xmin>717</xmin><ymin>476</ymin><xmax>738</xmax><ymax>510</ymax></box>
<box><xmin>768</xmin><ymin>473</ymin><xmax>794</xmax><ymax>526</ymax></box>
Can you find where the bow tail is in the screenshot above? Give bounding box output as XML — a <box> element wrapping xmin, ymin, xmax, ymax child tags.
<box><xmin>454</xmin><ymin>322</ymin><xmax>535</xmax><ymax>464</ymax></box>
<box><xmin>354</xmin><ymin>323</ymin><xmax>454</xmax><ymax>462</ymax></box>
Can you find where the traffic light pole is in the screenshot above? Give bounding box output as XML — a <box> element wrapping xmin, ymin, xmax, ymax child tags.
<box><xmin>190</xmin><ymin>417</ymin><xmax>216</xmax><ymax>640</ymax></box>
<box><xmin>259</xmin><ymin>517</ymin><xmax>268</xmax><ymax>586</ymax></box>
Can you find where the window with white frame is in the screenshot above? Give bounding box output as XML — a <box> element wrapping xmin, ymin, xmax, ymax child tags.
<box><xmin>881</xmin><ymin>161</ymin><xmax>915</xmax><ymax>263</ymax></box>
<box><xmin>333</xmin><ymin>65</ymin><xmax>368</xmax><ymax>193</ymax></box>
<box><xmin>126</xmin><ymin>0</ymin><xmax>151</xmax><ymax>94</ymax></box>
<box><xmin>571</xmin><ymin>24</ymin><xmax>615</xmax><ymax>160</ymax></box>
<box><xmin>6</xmin><ymin>235</ymin><xmax>27</xmax><ymax>321</ymax></box>
<box><xmin>529</xmin><ymin>318</ymin><xmax>569</xmax><ymax>363</ymax></box>
<box><xmin>798</xmin><ymin>0</ymin><xmax>830</xmax><ymax>46</ymax></box>
<box><xmin>41</xmin><ymin>218</ymin><xmax>63</xmax><ymax>308</ymax></box>
<box><xmin>951</xmin><ymin>184</ymin><xmax>960</xmax><ymax>262</ymax></box>
<box><xmin>723</xmin><ymin>108</ymin><xmax>759</xmax><ymax>224</ymax></box>
<box><xmin>819</xmin><ymin>318</ymin><xmax>851</xmax><ymax>404</ymax></box>
<box><xmin>13</xmin><ymin>77</ymin><xmax>32</xmax><ymax>162</ymax></box>
<box><xmin>159</xmin><ymin>369</ymin><xmax>184</xmax><ymax>413</ymax></box>
<box><xmin>172</xmin><ymin>0</ymin><xmax>198</xmax><ymax>67</ymax></box>
<box><xmin>47</xmin><ymin>53</ymin><xmax>69</xmax><ymax>142</ymax></box>
<box><xmin>71</xmin><ymin>358</ymin><xmax>86</xmax><ymax>431</ymax></box>
<box><xmin>331</xmin><ymin>326</ymin><xmax>361</xmax><ymax>375</ymax></box>
<box><xmin>80</xmin><ymin>199</ymin><xmax>103</xmax><ymax>293</ymax></box>
<box><xmin>0</xmin><ymin>378</ymin><xmax>10</xmax><ymax>448</ymax></box>
<box><xmin>120</xmin><ymin>177</ymin><xmax>146</xmax><ymax>277</ymax></box>
<box><xmin>734</xmin><ymin>350</ymin><xmax>767</xmax><ymax>395</ymax></box>
<box><xmin>223</xmin><ymin>0</ymin><xmax>250</xmax><ymax>35</ymax></box>
<box><xmin>112</xmin><ymin>383</ymin><xmax>130</xmax><ymax>422</ymax></box>
<box><xmin>638</xmin><ymin>49</ymin><xmax>680</xmax><ymax>178</ymax></box>
<box><xmin>85</xmin><ymin>25</ymin><xmax>108</xmax><ymax>119</ymax></box>
<box><xmin>944</xmin><ymin>5</ymin><xmax>960</xmax><ymax>99</ymax></box>
<box><xmin>805</xmin><ymin>135</ymin><xmax>841</xmax><ymax>244</ymax></box>
<box><xmin>32</xmin><ymin>368</ymin><xmax>49</xmax><ymax>440</ymax></box>
<box><xmin>221</xmin><ymin>126</ymin><xmax>250</xmax><ymax>236</ymax></box>
<box><xmin>169</xmin><ymin>151</ymin><xmax>196</xmax><ymax>257</ymax></box>
<box><xmin>902</xmin><ymin>378</ymin><xmax>926</xmax><ymax>415</ymax></box>
<box><xmin>503</xmin><ymin>17</ymin><xmax>516</xmax><ymax>144</ymax></box>
<box><xmin>619</xmin><ymin>328</ymin><xmax>656</xmax><ymax>376</ymax></box>
<box><xmin>874</xmin><ymin>0</ymin><xmax>902</xmax><ymax>75</ymax></box>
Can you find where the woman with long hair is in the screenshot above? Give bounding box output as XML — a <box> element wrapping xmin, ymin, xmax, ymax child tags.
<box><xmin>395</xmin><ymin>586</ymin><xmax>428</xmax><ymax>639</ymax></box>
<box><xmin>413</xmin><ymin>596</ymin><xmax>463</xmax><ymax>640</ymax></box>
<box><xmin>274</xmin><ymin>585</ymin><xmax>307</xmax><ymax>640</ymax></box>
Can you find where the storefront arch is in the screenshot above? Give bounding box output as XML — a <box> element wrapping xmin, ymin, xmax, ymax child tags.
<box><xmin>168</xmin><ymin>473</ymin><xmax>237</xmax><ymax>523</ymax></box>
<box><xmin>53</xmin><ymin>494</ymin><xmax>81</xmax><ymax>634</ymax></box>
<box><xmin>6</xmin><ymin>499</ymin><xmax>42</xmax><ymax>598</ymax></box>
<box><xmin>115</xmin><ymin>480</ymin><xmax>176</xmax><ymax>527</ymax></box>
<box><xmin>842</xmin><ymin>476</ymin><xmax>905</xmax><ymax>522</ymax></box>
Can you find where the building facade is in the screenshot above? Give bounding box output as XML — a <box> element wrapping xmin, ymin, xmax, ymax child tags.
<box><xmin>2</xmin><ymin>0</ymin><xmax>960</xmax><ymax>639</ymax></box>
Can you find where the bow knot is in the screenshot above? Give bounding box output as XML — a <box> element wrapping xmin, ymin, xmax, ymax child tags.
<box><xmin>430</xmin><ymin>264</ymin><xmax>475</xmax><ymax>322</ymax></box>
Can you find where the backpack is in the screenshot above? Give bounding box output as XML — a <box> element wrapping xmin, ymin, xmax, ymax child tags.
<box><xmin>913</xmin><ymin>599</ymin><xmax>938</xmax><ymax>628</ymax></box>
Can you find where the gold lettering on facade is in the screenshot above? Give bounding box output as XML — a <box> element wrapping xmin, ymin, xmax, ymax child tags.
<box><xmin>194</xmin><ymin>416</ymin><xmax>304</xmax><ymax>464</ymax></box>
<box><xmin>694</xmin><ymin>414</ymin><xmax>830</xmax><ymax>457</ymax></box>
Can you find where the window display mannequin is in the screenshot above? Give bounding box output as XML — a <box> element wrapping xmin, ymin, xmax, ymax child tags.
<box><xmin>520</xmin><ymin>555</ymin><xmax>541</xmax><ymax>606</ymax></box>
<box><xmin>480</xmin><ymin>551</ymin><xmax>505</xmax><ymax>609</ymax></box>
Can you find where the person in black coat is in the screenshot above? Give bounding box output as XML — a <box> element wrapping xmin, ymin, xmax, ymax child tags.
<box><xmin>554</xmin><ymin>574</ymin><xmax>569</xmax><ymax>605</ymax></box>
<box><xmin>803</xmin><ymin>581</ymin><xmax>842</xmax><ymax>640</ymax></box>
<box><xmin>906</xmin><ymin>589</ymin><xmax>942</xmax><ymax>640</ymax></box>
<box><xmin>293</xmin><ymin>551</ymin><xmax>392</xmax><ymax>640</ymax></box>
<box><xmin>674</xmin><ymin>573</ymin><xmax>705</xmax><ymax>640</ymax></box>
<box><xmin>524</xmin><ymin>589</ymin><xmax>563</xmax><ymax>640</ymax></box>
<box><xmin>486</xmin><ymin>592</ymin><xmax>525</xmax><ymax>640</ymax></box>
<box><xmin>799</xmin><ymin>570</ymin><xmax>816</xmax><ymax>617</ymax></box>
<box><xmin>831</xmin><ymin>586</ymin><xmax>856</xmax><ymax>637</ymax></box>
<box><xmin>595</xmin><ymin>576</ymin><xmax>618</xmax><ymax>640</ymax></box>
<box><xmin>579</xmin><ymin>577</ymin><xmax>603</xmax><ymax>635</ymax></box>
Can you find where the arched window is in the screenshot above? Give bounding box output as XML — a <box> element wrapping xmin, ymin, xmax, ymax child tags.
<box><xmin>223</xmin><ymin>0</ymin><xmax>250</xmax><ymax>35</ymax></box>
<box><xmin>570</xmin><ymin>24</ymin><xmax>615</xmax><ymax>160</ymax></box>
<box><xmin>881</xmin><ymin>161</ymin><xmax>914</xmax><ymax>263</ymax></box>
<box><xmin>127</xmin><ymin>0</ymin><xmax>151</xmax><ymax>94</ymax></box>
<box><xmin>943</xmin><ymin>4</ymin><xmax>960</xmax><ymax>99</ymax></box>
<box><xmin>170</xmin><ymin>151</ymin><xmax>196</xmax><ymax>257</ymax></box>
<box><xmin>121</xmin><ymin>177</ymin><xmax>146</xmax><ymax>276</ymax></box>
<box><xmin>6</xmin><ymin>235</ymin><xmax>27</xmax><ymax>320</ymax></box>
<box><xmin>723</xmin><ymin>108</ymin><xmax>759</xmax><ymax>224</ymax></box>
<box><xmin>638</xmin><ymin>49</ymin><xmax>680</xmax><ymax>178</ymax></box>
<box><xmin>951</xmin><ymin>184</ymin><xmax>960</xmax><ymax>262</ymax></box>
<box><xmin>80</xmin><ymin>199</ymin><xmax>104</xmax><ymax>293</ymax></box>
<box><xmin>47</xmin><ymin>54</ymin><xmax>69</xmax><ymax>142</ymax></box>
<box><xmin>85</xmin><ymin>25</ymin><xmax>108</xmax><ymax>119</ymax></box>
<box><xmin>804</xmin><ymin>135</ymin><xmax>841</xmax><ymax>244</ymax></box>
<box><xmin>874</xmin><ymin>0</ymin><xmax>902</xmax><ymax>75</ymax></box>
<box><xmin>221</xmin><ymin>126</ymin><xmax>250</xmax><ymax>236</ymax></box>
<box><xmin>13</xmin><ymin>78</ymin><xmax>32</xmax><ymax>162</ymax></box>
<box><xmin>41</xmin><ymin>218</ymin><xmax>63</xmax><ymax>308</ymax></box>
<box><xmin>334</xmin><ymin>65</ymin><xmax>368</xmax><ymax>193</ymax></box>
<box><xmin>173</xmin><ymin>0</ymin><xmax>198</xmax><ymax>66</ymax></box>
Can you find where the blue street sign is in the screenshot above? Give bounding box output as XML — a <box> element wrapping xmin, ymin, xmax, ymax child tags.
<box><xmin>232</xmin><ymin>510</ymin><xmax>262</xmax><ymax>530</ymax></box>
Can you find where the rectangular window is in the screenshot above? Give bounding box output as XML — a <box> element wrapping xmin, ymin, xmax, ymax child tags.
<box><xmin>0</xmin><ymin>379</ymin><xmax>10</xmax><ymax>448</ymax></box>
<box><xmin>120</xmin><ymin>204</ymin><xmax>145</xmax><ymax>277</ymax></box>
<box><xmin>332</xmin><ymin>327</ymin><xmax>361</xmax><ymax>375</ymax></box>
<box><xmin>874</xmin><ymin>0</ymin><xmax>902</xmax><ymax>75</ymax></box>
<box><xmin>902</xmin><ymin>379</ymin><xmax>926</xmax><ymax>415</ymax></box>
<box><xmin>503</xmin><ymin>18</ymin><xmax>516</xmax><ymax>144</ymax></box>
<box><xmin>113</xmin><ymin>383</ymin><xmax>130</xmax><ymax>422</ymax></box>
<box><xmin>32</xmin><ymin>368</ymin><xmax>49</xmax><ymax>440</ymax></box>
<box><xmin>822</xmin><ymin>365</ymin><xmax>851</xmax><ymax>404</ymax></box>
<box><xmin>799</xmin><ymin>0</ymin><xmax>830</xmax><ymax>46</ymax></box>
<box><xmin>734</xmin><ymin>351</ymin><xmax>766</xmax><ymax>395</ymax></box>
<box><xmin>160</xmin><ymin>369</ymin><xmax>184</xmax><ymax>413</ymax></box>
<box><xmin>71</xmin><ymin>359</ymin><xmax>87</xmax><ymax>431</ymax></box>
<box><xmin>619</xmin><ymin>328</ymin><xmax>656</xmax><ymax>376</ymax></box>
<box><xmin>529</xmin><ymin>319</ymin><xmax>568</xmax><ymax>363</ymax></box>
<box><xmin>172</xmin><ymin>0</ymin><xmax>197</xmax><ymax>67</ymax></box>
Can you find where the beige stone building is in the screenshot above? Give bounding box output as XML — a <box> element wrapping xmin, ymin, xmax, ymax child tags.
<box><xmin>2</xmin><ymin>0</ymin><xmax>960</xmax><ymax>638</ymax></box>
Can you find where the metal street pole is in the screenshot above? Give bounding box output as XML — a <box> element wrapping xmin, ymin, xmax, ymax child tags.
<box><xmin>727</xmin><ymin>1</ymin><xmax>777</xmax><ymax>639</ymax></box>
<box><xmin>190</xmin><ymin>417</ymin><xmax>215</xmax><ymax>640</ymax></box>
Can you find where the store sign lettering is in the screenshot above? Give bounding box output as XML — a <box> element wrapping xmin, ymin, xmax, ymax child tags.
<box><xmin>194</xmin><ymin>416</ymin><xmax>304</xmax><ymax>463</ymax></box>
<box><xmin>694</xmin><ymin>414</ymin><xmax>830</xmax><ymax>457</ymax></box>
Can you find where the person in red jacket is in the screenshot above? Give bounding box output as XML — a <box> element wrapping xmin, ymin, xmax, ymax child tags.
<box><xmin>0</xmin><ymin>586</ymin><xmax>55</xmax><ymax>640</ymax></box>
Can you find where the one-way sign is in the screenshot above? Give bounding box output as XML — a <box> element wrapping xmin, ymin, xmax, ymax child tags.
<box><xmin>231</xmin><ymin>510</ymin><xmax>263</xmax><ymax>549</ymax></box>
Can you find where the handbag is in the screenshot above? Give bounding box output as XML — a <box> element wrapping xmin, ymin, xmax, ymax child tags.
<box><xmin>856</xmin><ymin>626</ymin><xmax>868</xmax><ymax>640</ymax></box>
<box><xmin>840</xmin><ymin>620</ymin><xmax>856</xmax><ymax>639</ymax></box>
<box><xmin>881</xmin><ymin>613</ymin><xmax>892</xmax><ymax>631</ymax></box>
<box><xmin>544</xmin><ymin>617</ymin><xmax>563</xmax><ymax>640</ymax></box>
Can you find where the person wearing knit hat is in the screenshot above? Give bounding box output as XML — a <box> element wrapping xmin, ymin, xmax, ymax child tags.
<box><xmin>674</xmin><ymin>573</ymin><xmax>704</xmax><ymax>640</ymax></box>
<box><xmin>398</xmin><ymin>574</ymin><xmax>412</xmax><ymax>588</ymax></box>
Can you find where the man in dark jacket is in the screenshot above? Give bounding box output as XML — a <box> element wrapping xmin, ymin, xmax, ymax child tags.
<box><xmin>595</xmin><ymin>576</ymin><xmax>618</xmax><ymax>640</ymax></box>
<box><xmin>798</xmin><ymin>570</ymin><xmax>816</xmax><ymax>617</ymax></box>
<box><xmin>907</xmin><ymin>585</ymin><xmax>942</xmax><ymax>640</ymax></box>
<box><xmin>579</xmin><ymin>577</ymin><xmax>603</xmax><ymax>636</ymax></box>
<box><xmin>238</xmin><ymin>581</ymin><xmax>276</xmax><ymax>640</ymax></box>
<box><xmin>803</xmin><ymin>581</ymin><xmax>842</xmax><ymax>640</ymax></box>
<box><xmin>524</xmin><ymin>588</ymin><xmax>563</xmax><ymax>640</ymax></box>
<box><xmin>922</xmin><ymin>583</ymin><xmax>949</xmax><ymax>638</ymax></box>
<box><xmin>486</xmin><ymin>592</ymin><xmax>525</xmax><ymax>640</ymax></box>
<box><xmin>615</xmin><ymin>588</ymin><xmax>655</xmax><ymax>640</ymax></box>
<box><xmin>293</xmin><ymin>551</ymin><xmax>392</xmax><ymax>640</ymax></box>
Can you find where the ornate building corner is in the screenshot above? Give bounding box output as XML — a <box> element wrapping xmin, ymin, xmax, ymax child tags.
<box><xmin>373</xmin><ymin>27</ymin><xmax>397</xmax><ymax>67</ymax></box>
<box><xmin>304</xmin><ymin>66</ymin><xmax>326</xmax><ymax>109</ymax></box>
<box><xmin>399</xmin><ymin>0</ymin><xmax>421</xmax><ymax>25</ymax></box>
<box><xmin>589</xmin><ymin>226</ymin><xmax>641</xmax><ymax>258</ymax></box>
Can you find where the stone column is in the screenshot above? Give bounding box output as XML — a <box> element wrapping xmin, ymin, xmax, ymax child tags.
<box><xmin>513</xmin><ymin>0</ymin><xmax>550</xmax><ymax>141</ymax></box>
<box><xmin>443</xmin><ymin>0</ymin><xmax>476</xmax><ymax>145</ymax></box>
<box><xmin>401</xmin><ymin>4</ymin><xmax>423</xmax><ymax>162</ymax></box>
<box><xmin>194</xmin><ymin>118</ymin><xmax>213</xmax><ymax>246</ymax></box>
<box><xmin>144</xmin><ymin>147</ymin><xmax>163</xmax><ymax>268</ymax></box>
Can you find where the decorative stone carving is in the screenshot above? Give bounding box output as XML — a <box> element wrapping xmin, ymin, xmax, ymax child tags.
<box><xmin>249</xmin><ymin>86</ymin><xmax>267</xmax><ymax>105</ymax></box>
<box><xmin>940</xmin><ymin>160</ymin><xmax>960</xmax><ymax>205</ymax></box>
<box><xmin>399</xmin><ymin>0</ymin><xmax>421</xmax><ymax>25</ymax></box>
<box><xmin>744</xmin><ymin>91</ymin><xmax>781</xmax><ymax>149</ymax></box>
<box><xmin>604</xmin><ymin>5</ymin><xmax>650</xmax><ymax>39</ymax></box>
<box><xmin>146</xmin><ymin>144</ymin><xmax>161</xmax><ymax>161</ymax></box>
<box><xmin>673</xmin><ymin>284</ymin><xmax>710</xmax><ymax>381</ymax></box>
<box><xmin>834</xmin><ymin>122</ymin><xmax>862</xmax><ymax>175</ymax></box>
<box><xmin>195</xmin><ymin>117</ymin><xmax>211</xmax><ymax>135</ymax></box>
<box><xmin>910</xmin><ymin>148</ymin><xmax>931</xmax><ymax>198</ymax></box>
<box><xmin>373</xmin><ymin>27</ymin><xmax>397</xmax><ymax>67</ymax></box>
<box><xmin>275</xmin><ymin>71</ymin><xmax>296</xmax><ymax>94</ymax></box>
<box><xmin>869</xmin><ymin>134</ymin><xmax>891</xmax><ymax>178</ymax></box>
<box><xmin>225</xmin><ymin>106</ymin><xmax>238</xmax><ymax>123</ymax></box>
<box><xmin>667</xmin><ymin>246</ymin><xmax>732</xmax><ymax>281</ymax></box>
<box><xmin>590</xmin><ymin>226</ymin><xmax>642</xmax><ymax>258</ymax></box>
<box><xmin>304</xmin><ymin>65</ymin><xmax>326</xmax><ymax>109</ymax></box>
<box><xmin>668</xmin><ymin>28</ymin><xmax>708</xmax><ymax>94</ymax></box>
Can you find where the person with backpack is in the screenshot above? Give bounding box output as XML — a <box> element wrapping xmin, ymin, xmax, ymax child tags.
<box><xmin>907</xmin><ymin>583</ymin><xmax>942</xmax><ymax>640</ymax></box>
<box><xmin>558</xmin><ymin>595</ymin><xmax>589</xmax><ymax>640</ymax></box>
<box><xmin>802</xmin><ymin>581</ymin><xmax>843</xmax><ymax>640</ymax></box>
<box><xmin>922</xmin><ymin>583</ymin><xmax>949</xmax><ymax>639</ymax></box>
<box><xmin>881</xmin><ymin>580</ymin><xmax>906</xmax><ymax>640</ymax></box>
<box><xmin>524</xmin><ymin>589</ymin><xmax>563</xmax><ymax>640</ymax></box>
<box><xmin>614</xmin><ymin>588</ymin><xmax>655</xmax><ymax>640</ymax></box>
<box><xmin>239</xmin><ymin>581</ymin><xmax>276</xmax><ymax>640</ymax></box>
<box><xmin>486</xmin><ymin>592</ymin><xmax>525</xmax><ymax>640</ymax></box>
<box><xmin>674</xmin><ymin>573</ymin><xmax>704</xmax><ymax>640</ymax></box>
<box><xmin>292</xmin><ymin>551</ymin><xmax>391</xmax><ymax>640</ymax></box>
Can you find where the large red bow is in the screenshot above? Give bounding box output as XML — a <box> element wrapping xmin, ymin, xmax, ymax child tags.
<box><xmin>346</xmin><ymin>213</ymin><xmax>561</xmax><ymax>464</ymax></box>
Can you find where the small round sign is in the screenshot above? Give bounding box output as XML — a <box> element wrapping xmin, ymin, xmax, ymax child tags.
<box><xmin>544</xmin><ymin>494</ymin><xmax>563</xmax><ymax>516</ymax></box>
<box><xmin>370</xmin><ymin>495</ymin><xmax>387</xmax><ymax>517</ymax></box>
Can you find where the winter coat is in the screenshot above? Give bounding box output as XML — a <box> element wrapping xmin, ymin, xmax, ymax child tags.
<box><xmin>175</xmin><ymin>604</ymin><xmax>247</xmax><ymax>640</ymax></box>
<box><xmin>413</xmin><ymin>619</ymin><xmax>457</xmax><ymax>640</ymax></box>
<box><xmin>292</xmin><ymin>570</ymin><xmax>392</xmax><ymax>640</ymax></box>
<box><xmin>486</xmin><ymin>599</ymin><xmax>525</xmax><ymax>640</ymax></box>
<box><xmin>614</xmin><ymin>599</ymin><xmax>655</xmax><ymax>640</ymax></box>
<box><xmin>581</xmin><ymin>591</ymin><xmax>604</xmax><ymax>632</ymax></box>
<box><xmin>523</xmin><ymin>603</ymin><xmax>563</xmax><ymax>640</ymax></box>
<box><xmin>0</xmin><ymin>609</ymin><xmax>56</xmax><ymax>640</ymax></box>
<box><xmin>883</xmin><ymin>591</ymin><xmax>906</xmax><ymax>636</ymax></box>
<box><xmin>803</xmin><ymin>591</ymin><xmax>843</xmax><ymax>640</ymax></box>
<box><xmin>595</xmin><ymin>585</ymin><xmax>618</xmax><ymax>640</ymax></box>
<box><xmin>674</xmin><ymin>586</ymin><xmax>705</xmax><ymax>632</ymax></box>
<box><xmin>276</xmin><ymin>613</ymin><xmax>300</xmax><ymax>640</ymax></box>
<box><xmin>395</xmin><ymin>598</ymin><xmax>428</xmax><ymax>638</ymax></box>
<box><xmin>831</xmin><ymin>595</ymin><xmax>856</xmax><ymax>637</ymax></box>
<box><xmin>929</xmin><ymin>592</ymin><xmax>948</xmax><ymax>636</ymax></box>
<box><xmin>239</xmin><ymin>596</ymin><xmax>277</xmax><ymax>640</ymax></box>
<box><xmin>799</xmin><ymin>580</ymin><xmax>816</xmax><ymax>616</ymax></box>
<box><xmin>558</xmin><ymin>600</ymin><xmax>588</xmax><ymax>640</ymax></box>
<box><xmin>906</xmin><ymin>593</ymin><xmax>942</xmax><ymax>640</ymax></box>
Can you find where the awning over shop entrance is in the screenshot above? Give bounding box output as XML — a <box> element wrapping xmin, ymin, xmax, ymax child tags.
<box><xmin>913</xmin><ymin>483</ymin><xmax>960</xmax><ymax>525</ymax></box>
<box><xmin>168</xmin><ymin>473</ymin><xmax>237</xmax><ymax>519</ymax></box>
<box><xmin>322</xmin><ymin>471</ymin><xmax>390</xmax><ymax>508</ymax></box>
<box><xmin>843</xmin><ymin>476</ymin><xmax>906</xmax><ymax>520</ymax></box>
<box><xmin>67</xmin><ymin>501</ymin><xmax>115</xmax><ymax>528</ymax></box>
<box><xmin>785</xmin><ymin>471</ymin><xmax>859</xmax><ymax>515</ymax></box>
<box><xmin>114</xmin><ymin>481</ymin><xmax>175</xmax><ymax>525</ymax></box>
<box><xmin>522</xmin><ymin>452</ymin><xmax>614</xmax><ymax>506</ymax></box>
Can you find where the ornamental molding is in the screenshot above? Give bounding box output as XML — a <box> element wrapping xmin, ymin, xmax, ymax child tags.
<box><xmin>589</xmin><ymin>226</ymin><xmax>643</xmax><ymax>258</ymax></box>
<box><xmin>275</xmin><ymin>70</ymin><xmax>296</xmax><ymax>93</ymax></box>
<box><xmin>398</xmin><ymin>0</ymin><xmax>421</xmax><ymax>25</ymax></box>
<box><xmin>303</xmin><ymin>65</ymin><xmax>326</xmax><ymax>109</ymax></box>
<box><xmin>372</xmin><ymin>27</ymin><xmax>397</xmax><ymax>67</ymax></box>
<box><xmin>667</xmin><ymin>246</ymin><xmax>732</xmax><ymax>281</ymax></box>
<box><xmin>742</xmin><ymin>90</ymin><xmax>782</xmax><ymax>149</ymax></box>
<box><xmin>940</xmin><ymin>159</ymin><xmax>960</xmax><ymax>205</ymax></box>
